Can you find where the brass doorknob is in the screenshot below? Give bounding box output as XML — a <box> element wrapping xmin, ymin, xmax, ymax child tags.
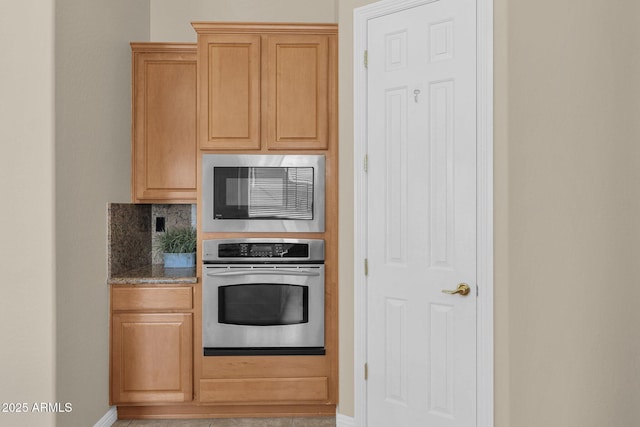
<box><xmin>442</xmin><ymin>283</ymin><xmax>471</xmax><ymax>296</ymax></box>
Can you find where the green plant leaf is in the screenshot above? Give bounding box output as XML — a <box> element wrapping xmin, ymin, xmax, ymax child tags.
<box><xmin>155</xmin><ymin>227</ymin><xmax>196</xmax><ymax>254</ymax></box>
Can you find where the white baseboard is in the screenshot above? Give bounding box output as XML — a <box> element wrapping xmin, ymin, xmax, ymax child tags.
<box><xmin>94</xmin><ymin>406</ymin><xmax>117</xmax><ymax>427</ymax></box>
<box><xmin>336</xmin><ymin>413</ymin><xmax>355</xmax><ymax>427</ymax></box>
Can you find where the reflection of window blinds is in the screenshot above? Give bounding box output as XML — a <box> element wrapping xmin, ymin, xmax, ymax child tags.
<box><xmin>248</xmin><ymin>167</ymin><xmax>314</xmax><ymax>219</ymax></box>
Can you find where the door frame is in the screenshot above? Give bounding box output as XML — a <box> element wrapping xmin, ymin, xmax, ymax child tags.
<box><xmin>353</xmin><ymin>0</ymin><xmax>494</xmax><ymax>426</ymax></box>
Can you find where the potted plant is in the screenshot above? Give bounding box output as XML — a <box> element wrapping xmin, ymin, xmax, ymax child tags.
<box><xmin>156</xmin><ymin>227</ymin><xmax>196</xmax><ymax>268</ymax></box>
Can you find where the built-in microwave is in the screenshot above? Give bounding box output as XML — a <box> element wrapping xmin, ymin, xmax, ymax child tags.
<box><xmin>201</xmin><ymin>154</ymin><xmax>325</xmax><ymax>232</ymax></box>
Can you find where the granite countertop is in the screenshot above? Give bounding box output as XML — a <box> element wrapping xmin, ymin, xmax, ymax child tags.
<box><xmin>108</xmin><ymin>264</ymin><xmax>197</xmax><ymax>285</ymax></box>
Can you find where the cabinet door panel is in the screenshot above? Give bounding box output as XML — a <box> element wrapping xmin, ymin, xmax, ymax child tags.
<box><xmin>111</xmin><ymin>313</ymin><xmax>192</xmax><ymax>404</ymax></box>
<box><xmin>132</xmin><ymin>46</ymin><xmax>197</xmax><ymax>202</ymax></box>
<box><xmin>265</xmin><ymin>35</ymin><xmax>329</xmax><ymax>150</ymax></box>
<box><xmin>200</xmin><ymin>35</ymin><xmax>261</xmax><ymax>150</ymax></box>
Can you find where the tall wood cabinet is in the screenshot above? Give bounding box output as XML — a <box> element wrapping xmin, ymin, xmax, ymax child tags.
<box><xmin>192</xmin><ymin>23</ymin><xmax>338</xmax><ymax>151</ymax></box>
<box><xmin>191</xmin><ymin>22</ymin><xmax>339</xmax><ymax>416</ymax></box>
<box><xmin>116</xmin><ymin>23</ymin><xmax>339</xmax><ymax>419</ymax></box>
<box><xmin>131</xmin><ymin>43</ymin><xmax>197</xmax><ymax>203</ymax></box>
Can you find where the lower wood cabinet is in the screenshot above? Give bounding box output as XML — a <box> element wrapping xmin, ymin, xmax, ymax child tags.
<box><xmin>110</xmin><ymin>286</ymin><xmax>193</xmax><ymax>404</ymax></box>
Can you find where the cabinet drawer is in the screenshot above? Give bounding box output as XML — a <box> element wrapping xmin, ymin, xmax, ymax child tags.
<box><xmin>112</xmin><ymin>286</ymin><xmax>193</xmax><ymax>311</ymax></box>
<box><xmin>199</xmin><ymin>377</ymin><xmax>328</xmax><ymax>403</ymax></box>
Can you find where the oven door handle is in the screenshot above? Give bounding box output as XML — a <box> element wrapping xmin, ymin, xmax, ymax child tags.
<box><xmin>206</xmin><ymin>269</ymin><xmax>321</xmax><ymax>277</ymax></box>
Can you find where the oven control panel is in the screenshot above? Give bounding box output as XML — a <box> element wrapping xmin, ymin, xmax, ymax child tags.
<box><xmin>220</xmin><ymin>242</ymin><xmax>309</xmax><ymax>258</ymax></box>
<box><xmin>203</xmin><ymin>238</ymin><xmax>324</xmax><ymax>263</ymax></box>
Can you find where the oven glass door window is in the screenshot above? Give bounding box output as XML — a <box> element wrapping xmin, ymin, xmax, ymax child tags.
<box><xmin>214</xmin><ymin>167</ymin><xmax>314</xmax><ymax>220</ymax></box>
<box><xmin>218</xmin><ymin>284</ymin><xmax>309</xmax><ymax>326</ymax></box>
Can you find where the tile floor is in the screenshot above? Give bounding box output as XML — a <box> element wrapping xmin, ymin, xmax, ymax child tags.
<box><xmin>112</xmin><ymin>417</ymin><xmax>335</xmax><ymax>427</ymax></box>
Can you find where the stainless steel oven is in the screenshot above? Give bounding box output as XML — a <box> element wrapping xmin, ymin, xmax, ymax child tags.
<box><xmin>202</xmin><ymin>238</ymin><xmax>324</xmax><ymax>356</ymax></box>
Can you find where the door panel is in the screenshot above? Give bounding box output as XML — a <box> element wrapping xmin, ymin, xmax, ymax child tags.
<box><xmin>366</xmin><ymin>1</ymin><xmax>477</xmax><ymax>426</ymax></box>
<box><xmin>131</xmin><ymin>45</ymin><xmax>197</xmax><ymax>203</ymax></box>
<box><xmin>200</xmin><ymin>34</ymin><xmax>261</xmax><ymax>150</ymax></box>
<box><xmin>265</xmin><ymin>35</ymin><xmax>329</xmax><ymax>150</ymax></box>
<box><xmin>111</xmin><ymin>313</ymin><xmax>193</xmax><ymax>403</ymax></box>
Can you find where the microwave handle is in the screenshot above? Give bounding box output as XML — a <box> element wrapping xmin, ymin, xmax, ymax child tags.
<box><xmin>206</xmin><ymin>269</ymin><xmax>320</xmax><ymax>278</ymax></box>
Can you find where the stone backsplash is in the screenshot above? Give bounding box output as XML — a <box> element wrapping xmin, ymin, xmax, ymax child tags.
<box><xmin>108</xmin><ymin>203</ymin><xmax>195</xmax><ymax>277</ymax></box>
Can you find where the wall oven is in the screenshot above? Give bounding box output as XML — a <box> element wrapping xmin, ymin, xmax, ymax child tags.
<box><xmin>202</xmin><ymin>238</ymin><xmax>325</xmax><ymax>356</ymax></box>
<box><xmin>201</xmin><ymin>154</ymin><xmax>325</xmax><ymax>233</ymax></box>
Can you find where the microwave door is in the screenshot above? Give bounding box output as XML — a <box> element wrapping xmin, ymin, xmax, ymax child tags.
<box><xmin>202</xmin><ymin>154</ymin><xmax>325</xmax><ymax>233</ymax></box>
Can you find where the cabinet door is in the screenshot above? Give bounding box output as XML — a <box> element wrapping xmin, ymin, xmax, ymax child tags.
<box><xmin>264</xmin><ymin>35</ymin><xmax>331</xmax><ymax>150</ymax></box>
<box><xmin>111</xmin><ymin>313</ymin><xmax>193</xmax><ymax>404</ymax></box>
<box><xmin>198</xmin><ymin>34</ymin><xmax>261</xmax><ymax>150</ymax></box>
<box><xmin>131</xmin><ymin>45</ymin><xmax>197</xmax><ymax>202</ymax></box>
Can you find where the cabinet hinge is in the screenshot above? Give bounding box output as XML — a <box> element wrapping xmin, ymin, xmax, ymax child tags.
<box><xmin>364</xmin><ymin>154</ymin><xmax>368</xmax><ymax>172</ymax></box>
<box><xmin>364</xmin><ymin>363</ymin><xmax>369</xmax><ymax>380</ymax></box>
<box><xmin>364</xmin><ymin>50</ymin><xmax>368</xmax><ymax>68</ymax></box>
<box><xmin>364</xmin><ymin>258</ymin><xmax>369</xmax><ymax>276</ymax></box>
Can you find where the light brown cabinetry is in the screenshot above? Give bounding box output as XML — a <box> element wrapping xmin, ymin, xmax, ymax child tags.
<box><xmin>117</xmin><ymin>23</ymin><xmax>339</xmax><ymax>419</ymax></box>
<box><xmin>131</xmin><ymin>43</ymin><xmax>197</xmax><ymax>202</ymax></box>
<box><xmin>110</xmin><ymin>285</ymin><xmax>193</xmax><ymax>404</ymax></box>
<box><xmin>190</xmin><ymin>23</ymin><xmax>339</xmax><ymax>416</ymax></box>
<box><xmin>199</xmin><ymin>34</ymin><xmax>261</xmax><ymax>150</ymax></box>
<box><xmin>264</xmin><ymin>34</ymin><xmax>330</xmax><ymax>150</ymax></box>
<box><xmin>193</xmin><ymin>23</ymin><xmax>338</xmax><ymax>151</ymax></box>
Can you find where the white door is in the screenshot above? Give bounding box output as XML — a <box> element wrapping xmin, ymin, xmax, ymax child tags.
<box><xmin>366</xmin><ymin>0</ymin><xmax>477</xmax><ymax>426</ymax></box>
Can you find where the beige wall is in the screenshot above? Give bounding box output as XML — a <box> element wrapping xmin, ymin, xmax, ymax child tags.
<box><xmin>506</xmin><ymin>0</ymin><xmax>640</xmax><ymax>425</ymax></box>
<box><xmin>54</xmin><ymin>1</ymin><xmax>150</xmax><ymax>426</ymax></box>
<box><xmin>493</xmin><ymin>0</ymin><xmax>510</xmax><ymax>424</ymax></box>
<box><xmin>0</xmin><ymin>1</ymin><xmax>56</xmax><ymax>426</ymax></box>
<box><xmin>149</xmin><ymin>0</ymin><xmax>338</xmax><ymax>41</ymax></box>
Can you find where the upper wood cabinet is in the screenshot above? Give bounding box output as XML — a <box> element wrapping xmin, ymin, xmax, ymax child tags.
<box><xmin>200</xmin><ymin>34</ymin><xmax>261</xmax><ymax>150</ymax></box>
<box><xmin>265</xmin><ymin>34</ymin><xmax>330</xmax><ymax>150</ymax></box>
<box><xmin>193</xmin><ymin>23</ymin><xmax>338</xmax><ymax>151</ymax></box>
<box><xmin>131</xmin><ymin>43</ymin><xmax>197</xmax><ymax>202</ymax></box>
